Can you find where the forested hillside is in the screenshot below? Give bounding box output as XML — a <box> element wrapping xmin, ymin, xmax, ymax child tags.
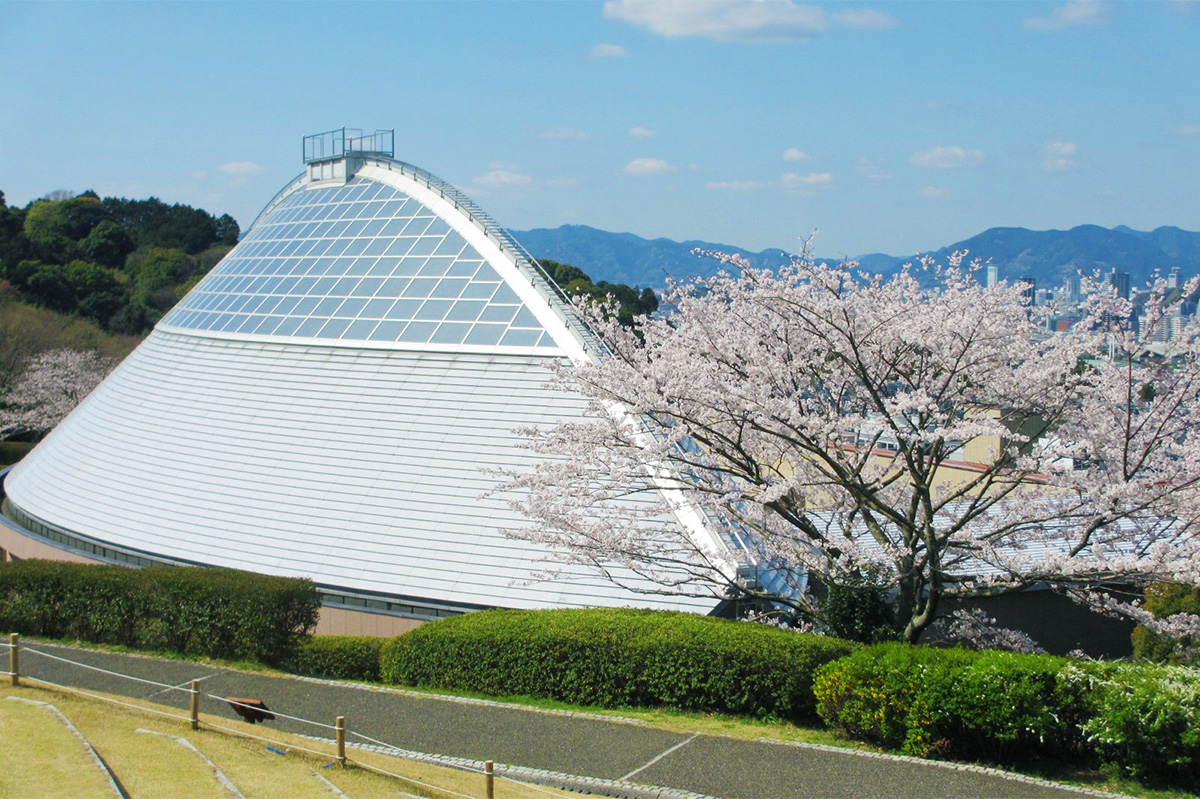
<box><xmin>0</xmin><ymin>189</ymin><xmax>238</xmax><ymax>336</ymax></box>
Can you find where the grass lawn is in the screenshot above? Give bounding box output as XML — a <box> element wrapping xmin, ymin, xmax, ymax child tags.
<box><xmin>0</xmin><ymin>681</ymin><xmax>590</xmax><ymax>798</ymax></box>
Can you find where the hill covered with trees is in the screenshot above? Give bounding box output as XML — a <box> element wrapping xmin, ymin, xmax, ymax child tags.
<box><xmin>0</xmin><ymin>189</ymin><xmax>239</xmax><ymax>336</ymax></box>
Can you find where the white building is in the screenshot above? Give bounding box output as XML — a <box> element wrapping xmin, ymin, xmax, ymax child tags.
<box><xmin>0</xmin><ymin>130</ymin><xmax>738</xmax><ymax>633</ymax></box>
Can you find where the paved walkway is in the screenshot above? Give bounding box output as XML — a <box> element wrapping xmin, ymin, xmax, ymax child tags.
<box><xmin>5</xmin><ymin>641</ymin><xmax>1102</xmax><ymax>799</ymax></box>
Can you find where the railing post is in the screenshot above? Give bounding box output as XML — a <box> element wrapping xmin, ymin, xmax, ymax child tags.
<box><xmin>485</xmin><ymin>760</ymin><xmax>494</xmax><ymax>799</ymax></box>
<box><xmin>8</xmin><ymin>633</ymin><xmax>18</xmax><ymax>687</ymax></box>
<box><xmin>335</xmin><ymin>716</ymin><xmax>346</xmax><ymax>767</ymax></box>
<box><xmin>189</xmin><ymin>679</ymin><xmax>200</xmax><ymax>731</ymax></box>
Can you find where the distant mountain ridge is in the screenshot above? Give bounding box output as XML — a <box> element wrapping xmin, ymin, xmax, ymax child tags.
<box><xmin>511</xmin><ymin>223</ymin><xmax>1200</xmax><ymax>291</ymax></box>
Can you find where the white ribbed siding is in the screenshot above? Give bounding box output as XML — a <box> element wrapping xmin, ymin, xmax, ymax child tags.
<box><xmin>5</xmin><ymin>331</ymin><xmax>720</xmax><ymax>613</ymax></box>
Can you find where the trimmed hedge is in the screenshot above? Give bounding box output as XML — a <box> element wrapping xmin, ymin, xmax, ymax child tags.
<box><xmin>380</xmin><ymin>607</ymin><xmax>858</xmax><ymax>721</ymax></box>
<box><xmin>813</xmin><ymin>644</ymin><xmax>1095</xmax><ymax>762</ymax></box>
<box><xmin>281</xmin><ymin>636</ymin><xmax>385</xmax><ymax>682</ymax></box>
<box><xmin>813</xmin><ymin>642</ymin><xmax>1200</xmax><ymax>791</ymax></box>
<box><xmin>0</xmin><ymin>559</ymin><xmax>319</xmax><ymax>664</ymax></box>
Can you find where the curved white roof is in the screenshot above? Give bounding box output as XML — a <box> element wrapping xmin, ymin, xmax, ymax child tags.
<box><xmin>3</xmin><ymin>154</ymin><xmax>730</xmax><ymax>618</ymax></box>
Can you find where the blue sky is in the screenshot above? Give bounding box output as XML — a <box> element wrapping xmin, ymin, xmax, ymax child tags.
<box><xmin>1</xmin><ymin>1</ymin><xmax>1197</xmax><ymax>256</ymax></box>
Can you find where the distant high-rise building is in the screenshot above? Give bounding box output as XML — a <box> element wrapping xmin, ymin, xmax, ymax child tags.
<box><xmin>1020</xmin><ymin>276</ymin><xmax>1036</xmax><ymax>306</ymax></box>
<box><xmin>1107</xmin><ymin>269</ymin><xmax>1131</xmax><ymax>300</ymax></box>
<box><xmin>986</xmin><ymin>263</ymin><xmax>999</xmax><ymax>288</ymax></box>
<box><xmin>1168</xmin><ymin>266</ymin><xmax>1181</xmax><ymax>290</ymax></box>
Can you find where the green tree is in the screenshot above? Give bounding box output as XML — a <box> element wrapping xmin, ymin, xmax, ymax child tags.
<box><xmin>78</xmin><ymin>220</ymin><xmax>135</xmax><ymax>269</ymax></box>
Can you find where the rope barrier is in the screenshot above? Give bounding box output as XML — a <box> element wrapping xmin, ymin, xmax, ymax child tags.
<box><xmin>20</xmin><ymin>675</ymin><xmax>194</xmax><ymax>723</ymax></box>
<box><xmin>346</xmin><ymin>757</ymin><xmax>475</xmax><ymax>799</ymax></box>
<box><xmin>204</xmin><ymin>691</ymin><xmax>338</xmax><ymax>730</ymax></box>
<box><xmin>22</xmin><ymin>647</ymin><xmax>191</xmax><ymax>692</ymax></box>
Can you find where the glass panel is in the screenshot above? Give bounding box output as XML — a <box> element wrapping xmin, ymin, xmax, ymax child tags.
<box><xmin>334</xmin><ymin>298</ymin><xmax>368</xmax><ymax>317</ymax></box>
<box><xmin>401</xmin><ymin>277</ymin><xmax>439</xmax><ymax>297</ymax></box>
<box><xmin>398</xmin><ymin>321</ymin><xmax>436</xmax><ymax>343</ymax></box>
<box><xmin>463</xmin><ymin>323</ymin><xmax>505</xmax><ymax>345</ymax></box>
<box><xmin>361</xmin><ymin>298</ymin><xmax>395</xmax><ymax>317</ymax></box>
<box><xmin>500</xmin><ymin>328</ymin><xmax>542</xmax><ymax>347</ymax></box>
<box><xmin>429</xmin><ymin>322</ymin><xmax>471</xmax><ymax>344</ymax></box>
<box><xmin>368</xmin><ymin>320</ymin><xmax>406</xmax><ymax>341</ymax></box>
<box><xmin>385</xmin><ymin>298</ymin><xmax>423</xmax><ymax>319</ymax></box>
<box><xmin>478</xmin><ymin>304</ymin><xmax>518</xmax><ymax>323</ymax></box>
<box><xmin>343</xmin><ymin>319</ymin><xmax>379</xmax><ymax>340</ymax></box>
<box><xmin>294</xmin><ymin>317</ymin><xmax>327</xmax><ymax>337</ymax></box>
<box><xmin>446</xmin><ymin>300</ymin><xmax>486</xmax><ymax>321</ymax></box>
<box><xmin>460</xmin><ymin>281</ymin><xmax>499</xmax><ymax>300</ymax></box>
<box><xmin>415</xmin><ymin>299</ymin><xmax>454</xmax><ymax>321</ymax></box>
<box><xmin>316</xmin><ymin>318</ymin><xmax>351</xmax><ymax>338</ymax></box>
<box><xmin>511</xmin><ymin>307</ymin><xmax>541</xmax><ymax>328</ymax></box>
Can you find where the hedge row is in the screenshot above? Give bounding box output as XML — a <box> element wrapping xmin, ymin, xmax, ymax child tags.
<box><xmin>813</xmin><ymin>643</ymin><xmax>1200</xmax><ymax>791</ymax></box>
<box><xmin>0</xmin><ymin>560</ymin><xmax>319</xmax><ymax>664</ymax></box>
<box><xmin>379</xmin><ymin>607</ymin><xmax>859</xmax><ymax>721</ymax></box>
<box><xmin>280</xmin><ymin>635</ymin><xmax>385</xmax><ymax>682</ymax></box>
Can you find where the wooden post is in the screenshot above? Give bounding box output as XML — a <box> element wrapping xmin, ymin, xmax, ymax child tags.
<box><xmin>189</xmin><ymin>679</ymin><xmax>200</xmax><ymax>731</ymax></box>
<box><xmin>485</xmin><ymin>760</ymin><xmax>494</xmax><ymax>799</ymax></box>
<box><xmin>8</xmin><ymin>633</ymin><xmax>18</xmax><ymax>687</ymax></box>
<box><xmin>335</xmin><ymin>716</ymin><xmax>346</xmax><ymax>767</ymax></box>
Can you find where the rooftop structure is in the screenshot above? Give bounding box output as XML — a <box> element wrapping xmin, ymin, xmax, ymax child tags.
<box><xmin>0</xmin><ymin>130</ymin><xmax>736</xmax><ymax>627</ymax></box>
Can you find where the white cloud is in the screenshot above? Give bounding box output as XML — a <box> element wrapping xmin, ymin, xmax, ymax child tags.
<box><xmin>782</xmin><ymin>147</ymin><xmax>812</xmax><ymax>162</ymax></box>
<box><xmin>918</xmin><ymin>186</ymin><xmax>950</xmax><ymax>199</ymax></box>
<box><xmin>629</xmin><ymin>126</ymin><xmax>655</xmax><ymax>138</ymax></box>
<box><xmin>1024</xmin><ymin>0</ymin><xmax>1106</xmax><ymax>30</ymax></box>
<box><xmin>831</xmin><ymin>7</ymin><xmax>897</xmax><ymax>29</ymax></box>
<box><xmin>191</xmin><ymin>171</ymin><xmax>209</xmax><ymax>180</ymax></box>
<box><xmin>782</xmin><ymin>171</ymin><xmax>833</xmax><ymax>186</ymax></box>
<box><xmin>537</xmin><ymin>127</ymin><xmax>592</xmax><ymax>140</ymax></box>
<box><xmin>590</xmin><ymin>42</ymin><xmax>629</xmax><ymax>58</ymax></box>
<box><xmin>475</xmin><ymin>169</ymin><xmax>534</xmax><ymax>188</ymax></box>
<box><xmin>1041</xmin><ymin>141</ymin><xmax>1078</xmax><ymax>171</ymax></box>
<box><xmin>1171</xmin><ymin>124</ymin><xmax>1200</xmax><ymax>138</ymax></box>
<box><xmin>624</xmin><ymin>158</ymin><xmax>676</xmax><ymax>175</ymax></box>
<box><xmin>706</xmin><ymin>180</ymin><xmax>765</xmax><ymax>192</ymax></box>
<box><xmin>604</xmin><ymin>0</ymin><xmax>895</xmax><ymax>43</ymax></box>
<box><xmin>855</xmin><ymin>157</ymin><xmax>891</xmax><ymax>184</ymax></box>
<box><xmin>217</xmin><ymin>161</ymin><xmax>264</xmax><ymax>175</ymax></box>
<box><xmin>908</xmin><ymin>146</ymin><xmax>985</xmax><ymax>169</ymax></box>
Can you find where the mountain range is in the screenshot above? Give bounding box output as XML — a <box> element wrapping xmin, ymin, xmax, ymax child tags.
<box><xmin>511</xmin><ymin>224</ymin><xmax>1200</xmax><ymax>292</ymax></box>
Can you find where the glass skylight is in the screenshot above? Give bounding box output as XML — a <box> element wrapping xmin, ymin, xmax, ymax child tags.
<box><xmin>160</xmin><ymin>177</ymin><xmax>555</xmax><ymax>349</ymax></box>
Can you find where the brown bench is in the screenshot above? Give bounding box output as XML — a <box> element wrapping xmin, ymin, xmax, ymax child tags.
<box><xmin>225</xmin><ymin>697</ymin><xmax>275</xmax><ymax>724</ymax></box>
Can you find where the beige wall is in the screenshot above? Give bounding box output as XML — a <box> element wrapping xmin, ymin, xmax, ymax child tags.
<box><xmin>314</xmin><ymin>606</ymin><xmax>426</xmax><ymax>637</ymax></box>
<box><xmin>0</xmin><ymin>523</ymin><xmax>97</xmax><ymax>564</ymax></box>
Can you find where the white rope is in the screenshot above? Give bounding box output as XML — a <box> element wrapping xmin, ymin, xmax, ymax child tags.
<box><xmin>22</xmin><ymin>647</ymin><xmax>191</xmax><ymax>692</ymax></box>
<box><xmin>21</xmin><ymin>674</ymin><xmax>194</xmax><ymax>722</ymax></box>
<box><xmin>346</xmin><ymin>758</ymin><xmax>475</xmax><ymax>799</ymax></box>
<box><xmin>202</xmin><ymin>720</ymin><xmax>340</xmax><ymax>760</ymax></box>
<box><xmin>204</xmin><ymin>691</ymin><xmax>338</xmax><ymax>730</ymax></box>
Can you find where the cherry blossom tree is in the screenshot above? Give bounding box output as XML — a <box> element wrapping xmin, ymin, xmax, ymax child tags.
<box><xmin>0</xmin><ymin>349</ymin><xmax>113</xmax><ymax>441</ymax></box>
<box><xmin>500</xmin><ymin>251</ymin><xmax>1200</xmax><ymax>645</ymax></box>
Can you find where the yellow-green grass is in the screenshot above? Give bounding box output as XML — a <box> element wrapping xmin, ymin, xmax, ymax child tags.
<box><xmin>0</xmin><ymin>682</ymin><xmax>588</xmax><ymax>798</ymax></box>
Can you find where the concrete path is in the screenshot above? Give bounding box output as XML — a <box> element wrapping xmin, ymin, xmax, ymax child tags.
<box><xmin>5</xmin><ymin>641</ymin><xmax>1103</xmax><ymax>799</ymax></box>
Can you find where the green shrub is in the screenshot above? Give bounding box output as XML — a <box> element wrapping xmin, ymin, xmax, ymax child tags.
<box><xmin>814</xmin><ymin>644</ymin><xmax>1095</xmax><ymax>762</ymax></box>
<box><xmin>282</xmin><ymin>636</ymin><xmax>385</xmax><ymax>682</ymax></box>
<box><xmin>0</xmin><ymin>559</ymin><xmax>319</xmax><ymax>664</ymax></box>
<box><xmin>1082</xmin><ymin>662</ymin><xmax>1200</xmax><ymax>792</ymax></box>
<box><xmin>380</xmin><ymin>608</ymin><xmax>858</xmax><ymax>722</ymax></box>
<box><xmin>1131</xmin><ymin>582</ymin><xmax>1200</xmax><ymax>666</ymax></box>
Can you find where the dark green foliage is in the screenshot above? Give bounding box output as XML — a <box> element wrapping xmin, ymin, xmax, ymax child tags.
<box><xmin>1083</xmin><ymin>662</ymin><xmax>1200</xmax><ymax>791</ymax></box>
<box><xmin>1132</xmin><ymin>581</ymin><xmax>1200</xmax><ymax>666</ymax></box>
<box><xmin>819</xmin><ymin>579</ymin><xmax>899</xmax><ymax>644</ymax></box>
<box><xmin>813</xmin><ymin>644</ymin><xmax>1092</xmax><ymax>762</ymax></box>
<box><xmin>0</xmin><ymin>560</ymin><xmax>319</xmax><ymax>664</ymax></box>
<box><xmin>380</xmin><ymin>608</ymin><xmax>858</xmax><ymax>721</ymax></box>
<box><xmin>0</xmin><ymin>440</ymin><xmax>33</xmax><ymax>466</ymax></box>
<box><xmin>813</xmin><ymin>642</ymin><xmax>1200</xmax><ymax>791</ymax></box>
<box><xmin>101</xmin><ymin>196</ymin><xmax>239</xmax><ymax>254</ymax></box>
<box><xmin>281</xmin><ymin>636</ymin><xmax>386</xmax><ymax>682</ymax></box>
<box><xmin>0</xmin><ymin>189</ymin><xmax>237</xmax><ymax>336</ymax></box>
<box><xmin>536</xmin><ymin>259</ymin><xmax>658</xmax><ymax>327</ymax></box>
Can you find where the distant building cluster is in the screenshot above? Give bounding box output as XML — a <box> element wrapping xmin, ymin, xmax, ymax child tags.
<box><xmin>989</xmin><ymin>265</ymin><xmax>1197</xmax><ymax>345</ymax></box>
